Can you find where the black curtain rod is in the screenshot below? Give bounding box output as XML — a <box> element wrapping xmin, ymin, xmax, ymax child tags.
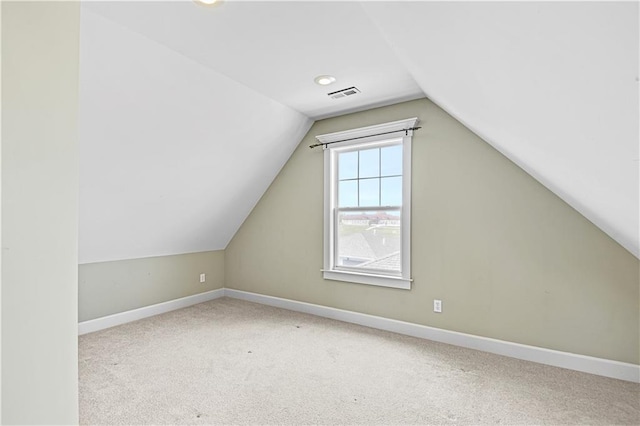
<box><xmin>309</xmin><ymin>126</ymin><xmax>422</xmax><ymax>149</ymax></box>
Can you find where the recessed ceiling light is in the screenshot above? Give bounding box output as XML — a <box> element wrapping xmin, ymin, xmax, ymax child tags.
<box><xmin>194</xmin><ymin>0</ymin><xmax>222</xmax><ymax>6</ymax></box>
<box><xmin>314</xmin><ymin>75</ymin><xmax>337</xmax><ymax>86</ymax></box>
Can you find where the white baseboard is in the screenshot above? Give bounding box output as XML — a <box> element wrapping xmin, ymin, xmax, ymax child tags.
<box><xmin>77</xmin><ymin>287</ymin><xmax>639</xmax><ymax>383</ymax></box>
<box><xmin>78</xmin><ymin>289</ymin><xmax>225</xmax><ymax>335</ymax></box>
<box><xmin>224</xmin><ymin>288</ymin><xmax>640</xmax><ymax>383</ymax></box>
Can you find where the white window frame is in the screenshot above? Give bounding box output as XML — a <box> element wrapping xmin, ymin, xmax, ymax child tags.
<box><xmin>319</xmin><ymin>117</ymin><xmax>417</xmax><ymax>290</ymax></box>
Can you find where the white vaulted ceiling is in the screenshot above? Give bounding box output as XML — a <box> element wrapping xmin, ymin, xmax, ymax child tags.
<box><xmin>78</xmin><ymin>1</ymin><xmax>639</xmax><ymax>263</ymax></box>
<box><xmin>78</xmin><ymin>9</ymin><xmax>313</xmax><ymax>263</ymax></box>
<box><xmin>361</xmin><ymin>1</ymin><xmax>639</xmax><ymax>259</ymax></box>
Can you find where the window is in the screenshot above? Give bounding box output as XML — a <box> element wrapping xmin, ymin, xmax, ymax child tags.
<box><xmin>319</xmin><ymin>118</ymin><xmax>417</xmax><ymax>289</ymax></box>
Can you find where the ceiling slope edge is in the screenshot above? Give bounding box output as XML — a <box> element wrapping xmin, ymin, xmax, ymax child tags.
<box><xmin>82</xmin><ymin>4</ymin><xmax>312</xmax><ymax>121</ymax></box>
<box><xmin>427</xmin><ymin>94</ymin><xmax>639</xmax><ymax>259</ymax></box>
<box><xmin>361</xmin><ymin>2</ymin><xmax>639</xmax><ymax>259</ymax></box>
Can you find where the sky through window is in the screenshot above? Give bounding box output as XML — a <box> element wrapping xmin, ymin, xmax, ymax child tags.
<box><xmin>338</xmin><ymin>144</ymin><xmax>402</xmax><ymax>207</ymax></box>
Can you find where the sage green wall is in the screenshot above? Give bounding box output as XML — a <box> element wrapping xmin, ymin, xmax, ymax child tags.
<box><xmin>79</xmin><ymin>251</ymin><xmax>224</xmax><ymax>322</ymax></box>
<box><xmin>225</xmin><ymin>98</ymin><xmax>640</xmax><ymax>365</ymax></box>
<box><xmin>2</xmin><ymin>2</ymin><xmax>80</xmax><ymax>423</ymax></box>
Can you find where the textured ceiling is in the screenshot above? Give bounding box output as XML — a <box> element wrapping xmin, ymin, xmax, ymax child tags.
<box><xmin>79</xmin><ymin>1</ymin><xmax>639</xmax><ymax>263</ymax></box>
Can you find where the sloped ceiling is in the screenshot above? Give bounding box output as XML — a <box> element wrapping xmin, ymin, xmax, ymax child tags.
<box><xmin>78</xmin><ymin>9</ymin><xmax>313</xmax><ymax>263</ymax></box>
<box><xmin>79</xmin><ymin>1</ymin><xmax>639</xmax><ymax>263</ymax></box>
<box><xmin>361</xmin><ymin>1</ymin><xmax>639</xmax><ymax>259</ymax></box>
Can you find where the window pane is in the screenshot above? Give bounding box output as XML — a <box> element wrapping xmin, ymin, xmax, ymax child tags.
<box><xmin>359</xmin><ymin>178</ymin><xmax>379</xmax><ymax>207</ymax></box>
<box><xmin>336</xmin><ymin>210</ymin><xmax>401</xmax><ymax>273</ymax></box>
<box><xmin>338</xmin><ymin>151</ymin><xmax>358</xmax><ymax>180</ymax></box>
<box><xmin>381</xmin><ymin>176</ymin><xmax>402</xmax><ymax>206</ymax></box>
<box><xmin>358</xmin><ymin>148</ymin><xmax>380</xmax><ymax>178</ymax></box>
<box><xmin>381</xmin><ymin>145</ymin><xmax>402</xmax><ymax>177</ymax></box>
<box><xmin>338</xmin><ymin>180</ymin><xmax>358</xmax><ymax>207</ymax></box>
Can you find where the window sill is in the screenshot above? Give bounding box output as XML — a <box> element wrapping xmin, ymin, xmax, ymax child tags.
<box><xmin>322</xmin><ymin>269</ymin><xmax>412</xmax><ymax>290</ymax></box>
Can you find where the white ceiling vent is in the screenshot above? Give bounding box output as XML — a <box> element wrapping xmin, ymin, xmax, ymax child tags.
<box><xmin>328</xmin><ymin>86</ymin><xmax>361</xmax><ymax>100</ymax></box>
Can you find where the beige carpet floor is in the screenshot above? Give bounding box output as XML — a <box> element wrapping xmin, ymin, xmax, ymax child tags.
<box><xmin>79</xmin><ymin>297</ymin><xmax>640</xmax><ymax>425</ymax></box>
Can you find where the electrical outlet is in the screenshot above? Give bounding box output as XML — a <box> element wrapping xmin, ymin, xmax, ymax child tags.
<box><xmin>199</xmin><ymin>273</ymin><xmax>206</xmax><ymax>283</ymax></box>
<box><xmin>433</xmin><ymin>299</ymin><xmax>442</xmax><ymax>313</ymax></box>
